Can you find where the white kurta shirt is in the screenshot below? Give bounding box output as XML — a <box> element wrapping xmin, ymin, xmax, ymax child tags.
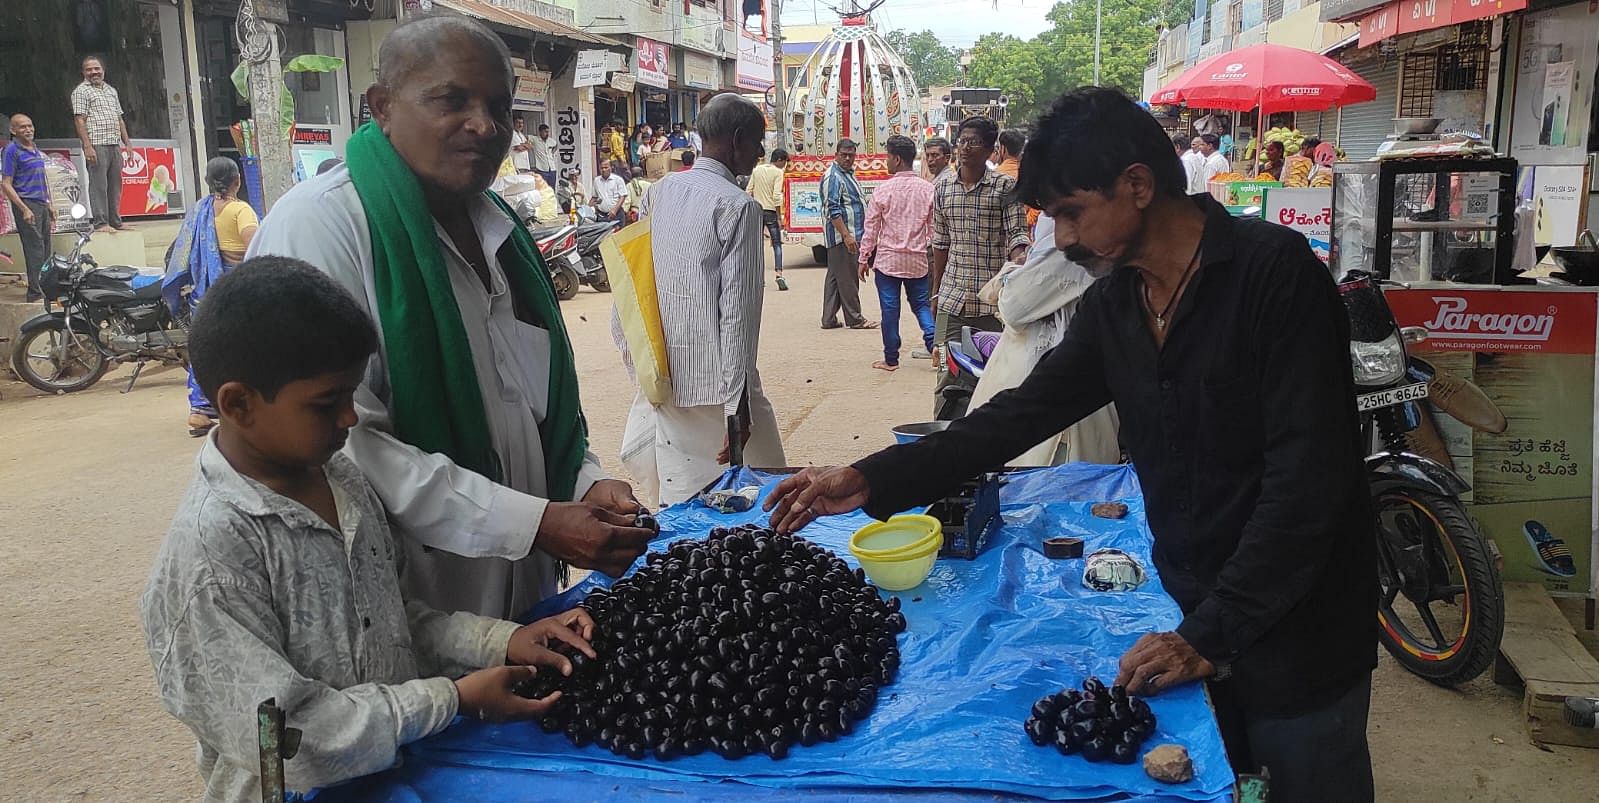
<box><xmin>248</xmin><ymin>165</ymin><xmax>607</xmax><ymax>619</ymax></box>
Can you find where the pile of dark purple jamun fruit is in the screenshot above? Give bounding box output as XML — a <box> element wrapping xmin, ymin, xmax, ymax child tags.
<box><xmin>515</xmin><ymin>523</ymin><xmax>906</xmax><ymax>761</ymax></box>
<box><xmin>1023</xmin><ymin>677</ymin><xmax>1157</xmax><ymax>764</ymax></box>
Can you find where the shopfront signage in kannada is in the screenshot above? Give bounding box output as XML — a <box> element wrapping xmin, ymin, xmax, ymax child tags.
<box><xmin>555</xmin><ymin>105</ymin><xmax>582</xmax><ymax>171</ymax></box>
<box><xmin>1264</xmin><ymin>188</ymin><xmax>1332</xmax><ymax>264</ymax></box>
<box><xmin>1358</xmin><ymin>0</ymin><xmax>1526</xmax><ymax>46</ymax></box>
<box><xmin>635</xmin><ymin>38</ymin><xmax>671</xmax><ymax>89</ymax></box>
<box><xmin>736</xmin><ymin>31</ymin><xmax>773</xmax><ymax>91</ymax></box>
<box><xmin>514</xmin><ymin>67</ymin><xmax>551</xmax><ymax>112</ymax></box>
<box><xmin>574</xmin><ymin>50</ymin><xmax>609</xmax><ymax>87</ymax></box>
<box><xmin>683</xmin><ymin>51</ymin><xmax>720</xmax><ymax>91</ymax></box>
<box><xmin>611</xmin><ymin>72</ymin><xmax>638</xmax><ymax>93</ymax></box>
<box><xmin>1384</xmin><ymin>286</ymin><xmax>1598</xmax><ymax>597</ymax></box>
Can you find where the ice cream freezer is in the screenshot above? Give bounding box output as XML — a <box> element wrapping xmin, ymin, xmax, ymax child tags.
<box><xmin>35</xmin><ymin>138</ymin><xmax>188</xmax><ymax>229</ymax></box>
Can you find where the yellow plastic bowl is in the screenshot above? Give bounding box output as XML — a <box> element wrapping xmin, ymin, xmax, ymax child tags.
<box><xmin>850</xmin><ymin>515</ymin><xmax>942</xmax><ymax>591</ymax></box>
<box><xmin>850</xmin><ymin>515</ymin><xmax>943</xmax><ymax>558</ymax></box>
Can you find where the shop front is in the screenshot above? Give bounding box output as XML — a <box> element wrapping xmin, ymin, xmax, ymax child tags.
<box><xmin>1497</xmin><ymin>1</ymin><xmax>1599</xmax><ymax>248</ymax></box>
<box><xmin>677</xmin><ymin>50</ymin><xmax>722</xmax><ymax>126</ymax></box>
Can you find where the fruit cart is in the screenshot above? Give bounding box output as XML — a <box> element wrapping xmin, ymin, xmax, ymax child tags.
<box><xmin>301</xmin><ymin>464</ymin><xmax>1241</xmax><ymax>801</ymax></box>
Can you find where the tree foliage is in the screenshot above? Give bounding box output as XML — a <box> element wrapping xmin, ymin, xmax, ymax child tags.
<box><xmin>882</xmin><ymin>28</ymin><xmax>962</xmax><ymax>90</ymax></box>
<box><xmin>964</xmin><ymin>0</ymin><xmax>1166</xmax><ymax>125</ymax></box>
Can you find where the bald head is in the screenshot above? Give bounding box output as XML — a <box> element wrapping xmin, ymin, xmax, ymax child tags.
<box><xmin>376</xmin><ymin>14</ymin><xmax>512</xmax><ymax>93</ymax></box>
<box><xmin>9</xmin><ymin>114</ymin><xmax>36</xmax><ymax>145</ymax></box>
<box><xmin>698</xmin><ymin>94</ymin><xmax>766</xmax><ymax>143</ymax></box>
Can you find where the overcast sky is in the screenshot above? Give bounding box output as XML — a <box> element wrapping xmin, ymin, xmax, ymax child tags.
<box><xmin>780</xmin><ymin>0</ymin><xmax>1057</xmax><ymax>49</ymax></box>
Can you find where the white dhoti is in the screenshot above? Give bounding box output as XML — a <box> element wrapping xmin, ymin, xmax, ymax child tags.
<box><xmin>622</xmin><ymin>381</ymin><xmax>786</xmax><ymax>506</ymax></box>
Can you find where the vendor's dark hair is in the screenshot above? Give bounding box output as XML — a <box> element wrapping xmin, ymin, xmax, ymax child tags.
<box><xmin>997</xmin><ymin>129</ymin><xmax>1025</xmax><ymax>156</ymax></box>
<box><xmin>188</xmin><ymin>256</ymin><xmax>378</xmax><ymax>404</ymax></box>
<box><xmin>885</xmin><ymin>134</ymin><xmax>917</xmax><ymax>165</ymax></box>
<box><xmin>204</xmin><ymin>157</ymin><xmax>240</xmax><ymax>195</ymax></box>
<box><xmin>958</xmin><ymin>117</ymin><xmax>999</xmax><ymax>149</ymax></box>
<box><xmin>1300</xmin><ymin>137</ymin><xmax>1322</xmax><ymax>154</ymax></box>
<box><xmin>1017</xmin><ymin>87</ymin><xmax>1187</xmax><ymax>208</ymax></box>
<box><xmin>923</xmin><ymin>136</ymin><xmax>952</xmax><ymax>156</ymax></box>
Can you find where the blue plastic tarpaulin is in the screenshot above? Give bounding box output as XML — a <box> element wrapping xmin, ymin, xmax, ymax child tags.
<box><xmin>326</xmin><ymin>464</ymin><xmax>1234</xmax><ymax>802</ymax></box>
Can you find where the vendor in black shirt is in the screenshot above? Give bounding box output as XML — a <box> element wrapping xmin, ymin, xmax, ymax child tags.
<box><xmin>765</xmin><ymin>87</ymin><xmax>1376</xmax><ymax>800</ymax></box>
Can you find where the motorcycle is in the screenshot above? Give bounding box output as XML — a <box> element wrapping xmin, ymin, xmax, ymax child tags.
<box><xmin>573</xmin><ymin>220</ymin><xmax>617</xmax><ymax>293</ymax></box>
<box><xmin>1339</xmin><ymin>271</ymin><xmax>1505</xmax><ymax>686</ymax></box>
<box><xmin>934</xmin><ymin>326</ymin><xmax>1000</xmax><ymax>420</ymax></box>
<box><xmin>530</xmin><ymin>220</ymin><xmax>616</xmax><ymax>300</ymax></box>
<box><xmin>531</xmin><ymin>223</ymin><xmax>585</xmax><ymax>301</ymax></box>
<box><xmin>10</xmin><ymin>204</ymin><xmax>190</xmax><ymax>394</ymax></box>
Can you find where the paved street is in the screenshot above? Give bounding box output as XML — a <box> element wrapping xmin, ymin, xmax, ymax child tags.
<box><xmin>1</xmin><ymin>265</ymin><xmax>1596</xmax><ymax>799</ymax></box>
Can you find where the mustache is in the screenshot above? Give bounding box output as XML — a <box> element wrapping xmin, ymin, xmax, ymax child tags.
<box><xmin>1063</xmin><ymin>246</ymin><xmax>1097</xmax><ymax>263</ymax></box>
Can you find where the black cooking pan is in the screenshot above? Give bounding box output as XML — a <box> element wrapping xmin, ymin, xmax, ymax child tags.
<box><xmin>1551</xmin><ymin>230</ymin><xmax>1599</xmax><ymax>283</ymax></box>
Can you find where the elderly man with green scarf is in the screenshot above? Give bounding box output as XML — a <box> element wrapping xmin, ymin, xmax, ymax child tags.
<box><xmin>248</xmin><ymin>16</ymin><xmax>653</xmax><ymax>619</ymax></box>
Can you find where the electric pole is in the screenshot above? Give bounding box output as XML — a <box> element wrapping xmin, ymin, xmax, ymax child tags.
<box><xmin>239</xmin><ymin>0</ymin><xmax>292</xmax><ymax>209</ymax></box>
<box><xmin>1093</xmin><ymin>0</ymin><xmax>1102</xmax><ymax>85</ymax></box>
<box><xmin>772</xmin><ymin>0</ymin><xmax>789</xmax><ymax>150</ymax></box>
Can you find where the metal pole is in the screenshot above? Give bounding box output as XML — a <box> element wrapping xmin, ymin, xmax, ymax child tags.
<box><xmin>772</xmin><ymin>0</ymin><xmax>790</xmax><ymax>150</ymax></box>
<box><xmin>1093</xmin><ymin>0</ymin><xmax>1102</xmax><ymax>85</ymax></box>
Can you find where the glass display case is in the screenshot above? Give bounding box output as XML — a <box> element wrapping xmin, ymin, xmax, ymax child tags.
<box><xmin>1330</xmin><ymin>157</ymin><xmax>1518</xmax><ymax>283</ymax></box>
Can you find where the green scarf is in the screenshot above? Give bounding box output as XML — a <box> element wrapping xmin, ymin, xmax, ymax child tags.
<box><xmin>345</xmin><ymin>122</ymin><xmax>586</xmax><ymax>501</ymax></box>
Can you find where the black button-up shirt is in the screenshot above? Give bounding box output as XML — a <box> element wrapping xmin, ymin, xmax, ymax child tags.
<box><xmin>856</xmin><ymin>194</ymin><xmax>1376</xmax><ymax>716</ymax></box>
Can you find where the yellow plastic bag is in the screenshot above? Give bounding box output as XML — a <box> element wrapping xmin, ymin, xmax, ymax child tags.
<box><xmin>603</xmin><ymin>217</ymin><xmax>673</xmax><ymax>404</ymax></box>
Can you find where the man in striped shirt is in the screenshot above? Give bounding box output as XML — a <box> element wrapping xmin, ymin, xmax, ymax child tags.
<box><xmin>819</xmin><ymin>139</ymin><xmax>875</xmax><ymax>330</ymax></box>
<box><xmin>71</xmin><ymin>55</ymin><xmax>131</xmax><ymax>232</ymax></box>
<box><xmin>858</xmin><ymin>135</ymin><xmax>934</xmax><ymax>372</ymax></box>
<box><xmin>2</xmin><ymin>113</ymin><xmax>54</xmax><ymax>302</ymax></box>
<box><xmin>620</xmin><ymin>94</ymin><xmax>785</xmax><ymax>504</ymax></box>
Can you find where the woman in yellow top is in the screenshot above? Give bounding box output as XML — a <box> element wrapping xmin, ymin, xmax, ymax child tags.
<box><xmin>163</xmin><ymin>157</ymin><xmax>259</xmax><ymax>435</ymax></box>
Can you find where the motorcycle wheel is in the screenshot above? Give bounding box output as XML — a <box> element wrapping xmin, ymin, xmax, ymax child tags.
<box><xmin>551</xmin><ymin>263</ymin><xmax>580</xmax><ymax>301</ymax></box>
<box><xmin>10</xmin><ymin>323</ymin><xmax>110</xmax><ymax>394</ymax></box>
<box><xmin>589</xmin><ymin>265</ymin><xmax>611</xmax><ymax>293</ymax></box>
<box><xmin>1373</xmin><ymin>489</ymin><xmax>1504</xmax><ymax>686</ymax></box>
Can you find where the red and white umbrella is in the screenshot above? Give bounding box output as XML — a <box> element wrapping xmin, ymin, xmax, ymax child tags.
<box><xmin>1150</xmin><ymin>43</ymin><xmax>1376</xmax><ymax>112</ymax></box>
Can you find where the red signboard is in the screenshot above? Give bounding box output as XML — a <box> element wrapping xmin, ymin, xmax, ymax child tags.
<box><xmin>1360</xmin><ymin>0</ymin><xmax>1527</xmax><ymax>46</ymax></box>
<box><xmin>117</xmin><ymin>145</ymin><xmax>179</xmax><ymax>218</ymax></box>
<box><xmin>1396</xmin><ymin>0</ymin><xmax>1454</xmax><ymax>34</ymax></box>
<box><xmin>1358</xmin><ymin>4</ymin><xmax>1400</xmax><ymax>46</ymax></box>
<box><xmin>1386</xmin><ymin>288</ymin><xmax>1599</xmax><ymax>356</ymax></box>
<box><xmin>1451</xmin><ymin>0</ymin><xmax>1527</xmax><ymax>24</ymax></box>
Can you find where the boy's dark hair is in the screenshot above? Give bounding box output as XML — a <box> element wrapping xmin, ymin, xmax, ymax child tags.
<box><xmin>923</xmin><ymin>136</ymin><xmax>952</xmax><ymax>156</ymax></box>
<box><xmin>884</xmin><ymin>134</ymin><xmax>917</xmax><ymax>165</ymax></box>
<box><xmin>770</xmin><ymin>147</ymin><xmax>789</xmax><ymax>163</ymax></box>
<box><xmin>681</xmin><ymin>150</ymin><xmax>696</xmax><ymax>167</ymax></box>
<box><xmin>188</xmin><ymin>256</ymin><xmax>379</xmax><ymax>405</ymax></box>
<box><xmin>958</xmin><ymin>117</ymin><xmax>999</xmax><ymax>149</ymax></box>
<box><xmin>1017</xmin><ymin>87</ymin><xmax>1187</xmax><ymax>209</ymax></box>
<box><xmin>997</xmin><ymin>128</ymin><xmax>1025</xmax><ymax>156</ymax></box>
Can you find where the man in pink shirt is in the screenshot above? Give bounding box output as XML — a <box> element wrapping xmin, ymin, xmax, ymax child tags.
<box><xmin>858</xmin><ymin>135</ymin><xmax>936</xmax><ymax>371</ymax></box>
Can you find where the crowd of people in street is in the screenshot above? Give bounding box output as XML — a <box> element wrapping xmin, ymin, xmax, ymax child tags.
<box><xmin>5</xmin><ymin>13</ymin><xmax>1376</xmax><ymax>803</ymax></box>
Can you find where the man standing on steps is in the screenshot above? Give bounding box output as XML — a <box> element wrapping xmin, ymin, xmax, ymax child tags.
<box><xmin>510</xmin><ymin>115</ymin><xmax>532</xmax><ymax>173</ymax></box>
<box><xmin>71</xmin><ymin>55</ymin><xmax>131</xmax><ymax>232</ymax></box>
<box><xmin>930</xmin><ymin>116</ymin><xmax>1029</xmax><ymax>413</ymax></box>
<box><xmin>819</xmin><ymin>138</ymin><xmax>875</xmax><ymax>330</ymax></box>
<box><xmin>532</xmin><ymin>123</ymin><xmax>558</xmax><ymax>189</ymax></box>
<box><xmin>2</xmin><ymin>114</ymin><xmax>54</xmax><ymax>303</ymax></box>
<box><xmin>747</xmin><ymin>148</ymin><xmax>789</xmax><ymax>291</ymax></box>
<box><xmin>247</xmin><ymin>15</ymin><xmax>652</xmax><ymax>619</ymax></box>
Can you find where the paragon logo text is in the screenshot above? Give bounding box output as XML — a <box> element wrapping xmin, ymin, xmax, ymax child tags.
<box><xmin>1424</xmin><ymin>296</ymin><xmax>1556</xmax><ymax>341</ymax></box>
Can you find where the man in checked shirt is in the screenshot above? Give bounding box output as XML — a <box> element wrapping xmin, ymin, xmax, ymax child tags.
<box><xmin>930</xmin><ymin>116</ymin><xmax>1030</xmax><ymax>414</ymax></box>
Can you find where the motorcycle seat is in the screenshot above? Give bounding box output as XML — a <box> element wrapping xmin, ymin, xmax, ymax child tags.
<box><xmin>528</xmin><ymin>225</ymin><xmax>569</xmax><ymax>241</ymax></box>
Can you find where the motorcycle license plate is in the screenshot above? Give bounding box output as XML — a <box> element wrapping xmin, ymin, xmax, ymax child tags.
<box><xmin>565</xmin><ymin>251</ymin><xmax>584</xmax><ymax>268</ymax></box>
<box><xmin>1356</xmin><ymin>382</ymin><xmax>1429</xmax><ymax>412</ymax></box>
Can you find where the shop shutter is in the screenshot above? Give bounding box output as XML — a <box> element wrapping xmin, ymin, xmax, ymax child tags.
<box><xmin>1337</xmin><ymin>58</ymin><xmax>1400</xmax><ymax>161</ymax></box>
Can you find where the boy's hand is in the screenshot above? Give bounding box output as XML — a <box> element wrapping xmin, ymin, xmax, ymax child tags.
<box><xmin>506</xmin><ymin>609</ymin><xmax>597</xmax><ymax>667</ymax></box>
<box><xmin>455</xmin><ymin>666</ymin><xmax>560</xmax><ymax>722</ymax></box>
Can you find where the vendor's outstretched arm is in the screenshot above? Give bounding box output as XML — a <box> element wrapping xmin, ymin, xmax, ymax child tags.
<box><xmin>854</xmin><ymin>291</ymin><xmax>1113</xmax><ymax>518</ymax></box>
<box><xmin>1174</xmin><ymin>240</ymin><xmax>1362</xmax><ymax>665</ymax></box>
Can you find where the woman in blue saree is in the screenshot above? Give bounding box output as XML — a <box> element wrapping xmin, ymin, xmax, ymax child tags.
<box><xmin>162</xmin><ymin>157</ymin><xmax>258</xmax><ymax>435</ymax></box>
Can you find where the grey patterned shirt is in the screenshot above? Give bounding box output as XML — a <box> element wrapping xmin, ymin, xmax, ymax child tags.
<box><xmin>141</xmin><ymin>436</ymin><xmax>520</xmax><ymax>802</ymax></box>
